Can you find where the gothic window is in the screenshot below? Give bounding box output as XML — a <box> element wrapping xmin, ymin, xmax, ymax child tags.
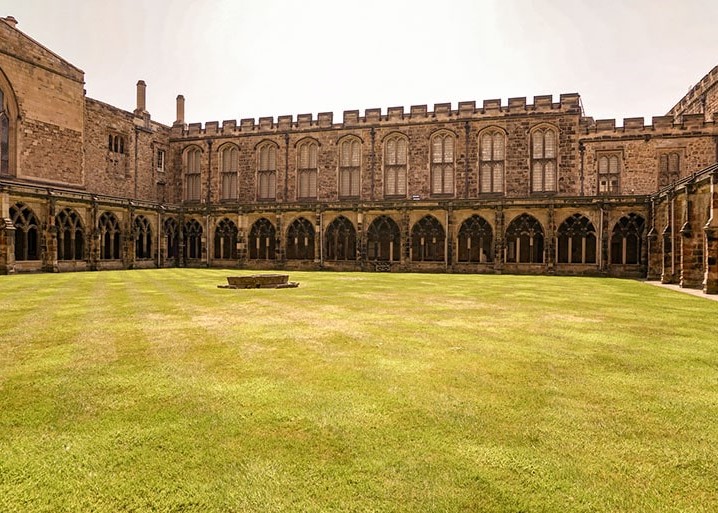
<box><xmin>367</xmin><ymin>215</ymin><xmax>401</xmax><ymax>262</ymax></box>
<box><xmin>163</xmin><ymin>218</ymin><xmax>179</xmax><ymax>259</ymax></box>
<box><xmin>10</xmin><ymin>203</ymin><xmax>40</xmax><ymax>261</ymax></box>
<box><xmin>258</xmin><ymin>142</ymin><xmax>277</xmax><ymax>200</ymax></box>
<box><xmin>286</xmin><ymin>217</ymin><xmax>315</xmax><ymax>260</ymax></box>
<box><xmin>557</xmin><ymin>214</ymin><xmax>597</xmax><ymax>264</ymax></box>
<box><xmin>183</xmin><ymin>219</ymin><xmax>203</xmax><ymax>260</ymax></box>
<box><xmin>134</xmin><ymin>215</ymin><xmax>153</xmax><ymax>259</ymax></box>
<box><xmin>339</xmin><ymin>137</ymin><xmax>361</xmax><ymax>198</ymax></box>
<box><xmin>98</xmin><ymin>211</ymin><xmax>121</xmax><ymax>260</ymax></box>
<box><xmin>610</xmin><ymin>214</ymin><xmax>645</xmax><ymax>265</ymax></box>
<box><xmin>411</xmin><ymin>215</ymin><xmax>445</xmax><ymax>262</ymax></box>
<box><xmin>184</xmin><ymin>147</ymin><xmax>202</xmax><ymax>201</ymax></box>
<box><xmin>505</xmin><ymin>214</ymin><xmax>544</xmax><ymax>263</ymax></box>
<box><xmin>297</xmin><ymin>140</ymin><xmax>318</xmax><ymax>200</ymax></box>
<box><xmin>0</xmin><ymin>88</ymin><xmax>9</xmax><ymax>175</ymax></box>
<box><xmin>457</xmin><ymin>215</ymin><xmax>493</xmax><ymax>263</ymax></box>
<box><xmin>430</xmin><ymin>132</ymin><xmax>454</xmax><ymax>195</ymax></box>
<box><xmin>479</xmin><ymin>129</ymin><xmax>505</xmax><ymax>194</ymax></box>
<box><xmin>531</xmin><ymin>127</ymin><xmax>557</xmax><ymax>193</ymax></box>
<box><xmin>214</xmin><ymin>218</ymin><xmax>238</xmax><ymax>259</ymax></box>
<box><xmin>248</xmin><ymin>218</ymin><xmax>276</xmax><ymax>260</ymax></box>
<box><xmin>325</xmin><ymin>216</ymin><xmax>356</xmax><ymax>261</ymax></box>
<box><xmin>598</xmin><ymin>154</ymin><xmax>621</xmax><ymax>194</ymax></box>
<box><xmin>220</xmin><ymin>145</ymin><xmax>239</xmax><ymax>201</ymax></box>
<box><xmin>56</xmin><ymin>208</ymin><xmax>84</xmax><ymax>261</ymax></box>
<box><xmin>384</xmin><ymin>134</ymin><xmax>408</xmax><ymax>197</ymax></box>
<box><xmin>658</xmin><ymin>152</ymin><xmax>681</xmax><ymax>187</ymax></box>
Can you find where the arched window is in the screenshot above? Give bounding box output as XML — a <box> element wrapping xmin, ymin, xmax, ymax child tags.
<box><xmin>286</xmin><ymin>217</ymin><xmax>315</xmax><ymax>260</ymax></box>
<box><xmin>134</xmin><ymin>215</ymin><xmax>153</xmax><ymax>259</ymax></box>
<box><xmin>248</xmin><ymin>218</ymin><xmax>276</xmax><ymax>260</ymax></box>
<box><xmin>339</xmin><ymin>137</ymin><xmax>361</xmax><ymax>198</ymax></box>
<box><xmin>384</xmin><ymin>134</ymin><xmax>408</xmax><ymax>197</ymax></box>
<box><xmin>163</xmin><ymin>218</ymin><xmax>179</xmax><ymax>259</ymax></box>
<box><xmin>325</xmin><ymin>216</ymin><xmax>356</xmax><ymax>261</ymax></box>
<box><xmin>367</xmin><ymin>215</ymin><xmax>401</xmax><ymax>262</ymax></box>
<box><xmin>611</xmin><ymin>214</ymin><xmax>645</xmax><ymax>265</ymax></box>
<box><xmin>479</xmin><ymin>129</ymin><xmax>504</xmax><ymax>194</ymax></box>
<box><xmin>557</xmin><ymin>214</ymin><xmax>596</xmax><ymax>264</ymax></box>
<box><xmin>184</xmin><ymin>147</ymin><xmax>202</xmax><ymax>201</ymax></box>
<box><xmin>505</xmin><ymin>214</ymin><xmax>544</xmax><ymax>263</ymax></box>
<box><xmin>214</xmin><ymin>218</ymin><xmax>238</xmax><ymax>259</ymax></box>
<box><xmin>431</xmin><ymin>132</ymin><xmax>454</xmax><ymax>195</ymax></box>
<box><xmin>658</xmin><ymin>152</ymin><xmax>681</xmax><ymax>187</ymax></box>
<box><xmin>457</xmin><ymin>215</ymin><xmax>493</xmax><ymax>263</ymax></box>
<box><xmin>10</xmin><ymin>203</ymin><xmax>40</xmax><ymax>261</ymax></box>
<box><xmin>0</xmin><ymin>87</ymin><xmax>10</xmax><ymax>175</ymax></box>
<box><xmin>598</xmin><ymin>154</ymin><xmax>621</xmax><ymax>194</ymax></box>
<box><xmin>258</xmin><ymin>142</ymin><xmax>277</xmax><ymax>200</ymax></box>
<box><xmin>183</xmin><ymin>219</ymin><xmax>203</xmax><ymax>260</ymax></box>
<box><xmin>220</xmin><ymin>145</ymin><xmax>239</xmax><ymax>201</ymax></box>
<box><xmin>98</xmin><ymin>212</ymin><xmax>121</xmax><ymax>260</ymax></box>
<box><xmin>411</xmin><ymin>215</ymin><xmax>445</xmax><ymax>262</ymax></box>
<box><xmin>297</xmin><ymin>140</ymin><xmax>318</xmax><ymax>200</ymax></box>
<box><xmin>56</xmin><ymin>208</ymin><xmax>84</xmax><ymax>261</ymax></box>
<box><xmin>531</xmin><ymin>127</ymin><xmax>557</xmax><ymax>193</ymax></box>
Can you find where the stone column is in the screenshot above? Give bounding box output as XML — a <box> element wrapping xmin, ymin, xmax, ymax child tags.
<box><xmin>0</xmin><ymin>189</ymin><xmax>15</xmax><ymax>274</ymax></box>
<box><xmin>703</xmin><ymin>172</ymin><xmax>718</xmax><ymax>294</ymax></box>
<box><xmin>661</xmin><ymin>195</ymin><xmax>675</xmax><ymax>284</ymax></box>
<box><xmin>494</xmin><ymin>207</ymin><xmax>504</xmax><ymax>274</ymax></box>
<box><xmin>679</xmin><ymin>185</ymin><xmax>702</xmax><ymax>288</ymax></box>
<box><xmin>43</xmin><ymin>196</ymin><xmax>58</xmax><ymax>272</ymax></box>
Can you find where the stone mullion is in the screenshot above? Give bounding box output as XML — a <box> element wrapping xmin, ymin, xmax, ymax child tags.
<box><xmin>44</xmin><ymin>196</ymin><xmax>58</xmax><ymax>272</ymax></box>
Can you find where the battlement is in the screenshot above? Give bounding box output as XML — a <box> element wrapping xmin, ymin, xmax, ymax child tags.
<box><xmin>582</xmin><ymin>113</ymin><xmax>717</xmax><ymax>136</ymax></box>
<box><xmin>668</xmin><ymin>65</ymin><xmax>718</xmax><ymax>117</ymax></box>
<box><xmin>172</xmin><ymin>93</ymin><xmax>582</xmax><ymax>137</ymax></box>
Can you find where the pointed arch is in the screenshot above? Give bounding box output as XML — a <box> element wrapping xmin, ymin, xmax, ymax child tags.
<box><xmin>218</xmin><ymin>143</ymin><xmax>239</xmax><ymax>201</ymax></box>
<box><xmin>0</xmin><ymin>68</ymin><xmax>19</xmax><ymax>176</ymax></box>
<box><xmin>557</xmin><ymin>214</ymin><xmax>596</xmax><ymax>264</ymax></box>
<box><xmin>457</xmin><ymin>215</ymin><xmax>493</xmax><ymax>263</ymax></box>
<box><xmin>325</xmin><ymin>216</ymin><xmax>356</xmax><ymax>261</ymax></box>
<box><xmin>163</xmin><ymin>217</ymin><xmax>179</xmax><ymax>260</ymax></box>
<box><xmin>134</xmin><ymin>215</ymin><xmax>153</xmax><ymax>259</ymax></box>
<box><xmin>505</xmin><ymin>214</ymin><xmax>544</xmax><ymax>263</ymax></box>
<box><xmin>56</xmin><ymin>208</ymin><xmax>85</xmax><ymax>261</ymax></box>
<box><xmin>183</xmin><ymin>218</ymin><xmax>203</xmax><ymax>260</ymax></box>
<box><xmin>98</xmin><ymin>211</ymin><xmax>121</xmax><ymax>260</ymax></box>
<box><xmin>286</xmin><ymin>217</ymin><xmax>315</xmax><ymax>260</ymax></box>
<box><xmin>611</xmin><ymin>214</ymin><xmax>645</xmax><ymax>265</ymax></box>
<box><xmin>338</xmin><ymin>135</ymin><xmax>361</xmax><ymax>198</ymax></box>
<box><xmin>411</xmin><ymin>215</ymin><xmax>445</xmax><ymax>262</ymax></box>
<box><xmin>248</xmin><ymin>218</ymin><xmax>276</xmax><ymax>260</ymax></box>
<box><xmin>257</xmin><ymin>140</ymin><xmax>278</xmax><ymax>200</ymax></box>
<box><xmin>367</xmin><ymin>215</ymin><xmax>401</xmax><ymax>262</ymax></box>
<box><xmin>384</xmin><ymin>132</ymin><xmax>408</xmax><ymax>197</ymax></box>
<box><xmin>430</xmin><ymin>130</ymin><xmax>455</xmax><ymax>196</ymax></box>
<box><xmin>530</xmin><ymin>124</ymin><xmax>558</xmax><ymax>193</ymax></box>
<box><xmin>10</xmin><ymin>203</ymin><xmax>40</xmax><ymax>261</ymax></box>
<box><xmin>214</xmin><ymin>218</ymin><xmax>238</xmax><ymax>259</ymax></box>
<box><xmin>183</xmin><ymin>145</ymin><xmax>202</xmax><ymax>201</ymax></box>
<box><xmin>478</xmin><ymin>127</ymin><xmax>506</xmax><ymax>194</ymax></box>
<box><xmin>297</xmin><ymin>139</ymin><xmax>318</xmax><ymax>200</ymax></box>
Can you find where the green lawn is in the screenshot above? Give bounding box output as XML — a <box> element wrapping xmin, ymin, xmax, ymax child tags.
<box><xmin>1</xmin><ymin>270</ymin><xmax>717</xmax><ymax>513</ymax></box>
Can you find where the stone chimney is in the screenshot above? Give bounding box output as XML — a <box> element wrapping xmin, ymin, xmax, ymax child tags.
<box><xmin>134</xmin><ymin>80</ymin><xmax>147</xmax><ymax>115</ymax></box>
<box><xmin>175</xmin><ymin>95</ymin><xmax>185</xmax><ymax>125</ymax></box>
<box><xmin>3</xmin><ymin>16</ymin><xmax>17</xmax><ymax>28</ymax></box>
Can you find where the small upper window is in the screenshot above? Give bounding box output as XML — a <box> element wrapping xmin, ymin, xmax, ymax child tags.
<box><xmin>157</xmin><ymin>149</ymin><xmax>166</xmax><ymax>173</ymax></box>
<box><xmin>108</xmin><ymin>134</ymin><xmax>125</xmax><ymax>154</ymax></box>
<box><xmin>597</xmin><ymin>153</ymin><xmax>621</xmax><ymax>194</ymax></box>
<box><xmin>658</xmin><ymin>151</ymin><xmax>681</xmax><ymax>187</ymax></box>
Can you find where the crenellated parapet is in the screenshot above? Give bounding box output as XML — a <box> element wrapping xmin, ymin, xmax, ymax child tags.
<box><xmin>171</xmin><ymin>93</ymin><xmax>582</xmax><ymax>137</ymax></box>
<box><xmin>667</xmin><ymin>65</ymin><xmax>718</xmax><ymax>118</ymax></box>
<box><xmin>581</xmin><ymin>113</ymin><xmax>717</xmax><ymax>138</ymax></box>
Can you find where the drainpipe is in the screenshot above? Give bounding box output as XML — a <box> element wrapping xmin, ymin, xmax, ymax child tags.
<box><xmin>464</xmin><ymin>122</ymin><xmax>470</xmax><ymax>199</ymax></box>
<box><xmin>579</xmin><ymin>142</ymin><xmax>585</xmax><ymax>196</ymax></box>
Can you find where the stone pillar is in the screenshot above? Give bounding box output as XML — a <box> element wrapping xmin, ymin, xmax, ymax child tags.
<box><xmin>178</xmin><ymin>211</ymin><xmax>185</xmax><ymax>267</ymax></box>
<box><xmin>135</xmin><ymin>80</ymin><xmax>147</xmax><ymax>114</ymax></box>
<box><xmin>0</xmin><ymin>188</ymin><xmax>15</xmax><ymax>273</ymax></box>
<box><xmin>703</xmin><ymin>172</ymin><xmax>718</xmax><ymax>294</ymax></box>
<box><xmin>494</xmin><ymin>207</ymin><xmax>504</xmax><ymax>274</ymax></box>
<box><xmin>661</xmin><ymin>196</ymin><xmax>675</xmax><ymax>284</ymax></box>
<box><xmin>275</xmin><ymin>213</ymin><xmax>284</xmax><ymax>263</ymax></box>
<box><xmin>315</xmin><ymin>209</ymin><xmax>322</xmax><ymax>265</ymax></box>
<box><xmin>546</xmin><ymin>204</ymin><xmax>555</xmax><ymax>273</ymax></box>
<box><xmin>446</xmin><ymin>207</ymin><xmax>453</xmax><ymax>270</ymax></box>
<box><xmin>401</xmin><ymin>208</ymin><xmax>410</xmax><ymax>266</ymax></box>
<box><xmin>237</xmin><ymin>211</ymin><xmax>247</xmax><ymax>264</ymax></box>
<box><xmin>43</xmin><ymin>197</ymin><xmax>58</xmax><ymax>272</ymax></box>
<box><xmin>357</xmin><ymin>210</ymin><xmax>366</xmax><ymax>269</ymax></box>
<box><xmin>679</xmin><ymin>185</ymin><xmax>702</xmax><ymax>288</ymax></box>
<box><xmin>89</xmin><ymin>200</ymin><xmax>99</xmax><ymax>271</ymax></box>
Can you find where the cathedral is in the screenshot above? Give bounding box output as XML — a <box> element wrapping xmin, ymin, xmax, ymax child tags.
<box><xmin>1</xmin><ymin>16</ymin><xmax>717</xmax><ymax>294</ymax></box>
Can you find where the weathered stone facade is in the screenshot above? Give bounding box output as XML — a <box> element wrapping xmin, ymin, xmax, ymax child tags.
<box><xmin>1</xmin><ymin>16</ymin><xmax>717</xmax><ymax>294</ymax></box>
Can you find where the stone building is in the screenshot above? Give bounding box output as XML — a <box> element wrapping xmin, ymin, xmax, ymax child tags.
<box><xmin>1</xmin><ymin>16</ymin><xmax>716</xmax><ymax>293</ymax></box>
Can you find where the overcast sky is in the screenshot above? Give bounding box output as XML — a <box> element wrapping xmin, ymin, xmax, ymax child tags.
<box><xmin>5</xmin><ymin>0</ymin><xmax>718</xmax><ymax>126</ymax></box>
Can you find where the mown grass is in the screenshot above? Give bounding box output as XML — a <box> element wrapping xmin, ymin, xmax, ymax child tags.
<box><xmin>1</xmin><ymin>270</ymin><xmax>717</xmax><ymax>513</ymax></box>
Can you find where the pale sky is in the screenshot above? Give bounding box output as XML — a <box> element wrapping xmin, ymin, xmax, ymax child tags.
<box><xmin>4</xmin><ymin>0</ymin><xmax>718</xmax><ymax>126</ymax></box>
